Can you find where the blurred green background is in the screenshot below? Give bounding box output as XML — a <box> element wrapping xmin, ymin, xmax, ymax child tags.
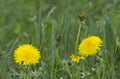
<box><xmin>0</xmin><ymin>0</ymin><xmax>120</xmax><ymax>79</ymax></box>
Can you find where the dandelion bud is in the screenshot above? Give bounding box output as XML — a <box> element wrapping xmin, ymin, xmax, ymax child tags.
<box><xmin>79</xmin><ymin>12</ymin><xmax>86</xmax><ymax>22</ymax></box>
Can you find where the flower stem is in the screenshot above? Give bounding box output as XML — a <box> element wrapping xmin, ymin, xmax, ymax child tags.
<box><xmin>75</xmin><ymin>23</ymin><xmax>82</xmax><ymax>53</ymax></box>
<box><xmin>28</xmin><ymin>66</ymin><xmax>31</xmax><ymax>79</ymax></box>
<box><xmin>55</xmin><ymin>48</ymin><xmax>73</xmax><ymax>79</ymax></box>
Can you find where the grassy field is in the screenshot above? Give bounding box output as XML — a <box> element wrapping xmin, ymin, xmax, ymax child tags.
<box><xmin>0</xmin><ymin>0</ymin><xmax>120</xmax><ymax>79</ymax></box>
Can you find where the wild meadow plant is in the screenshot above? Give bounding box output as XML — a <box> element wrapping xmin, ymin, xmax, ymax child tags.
<box><xmin>13</xmin><ymin>44</ymin><xmax>41</xmax><ymax>79</ymax></box>
<box><xmin>14</xmin><ymin>44</ymin><xmax>41</xmax><ymax>65</ymax></box>
<box><xmin>0</xmin><ymin>0</ymin><xmax>120</xmax><ymax>79</ymax></box>
<box><xmin>12</xmin><ymin>11</ymin><xmax>103</xmax><ymax>79</ymax></box>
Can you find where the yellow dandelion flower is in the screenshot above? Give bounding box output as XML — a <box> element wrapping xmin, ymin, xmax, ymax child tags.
<box><xmin>78</xmin><ymin>36</ymin><xmax>102</xmax><ymax>57</ymax></box>
<box><xmin>14</xmin><ymin>44</ymin><xmax>41</xmax><ymax>65</ymax></box>
<box><xmin>70</xmin><ymin>54</ymin><xmax>85</xmax><ymax>63</ymax></box>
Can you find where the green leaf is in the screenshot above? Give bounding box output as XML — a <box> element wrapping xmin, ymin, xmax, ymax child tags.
<box><xmin>103</xmin><ymin>16</ymin><xmax>116</xmax><ymax>55</ymax></box>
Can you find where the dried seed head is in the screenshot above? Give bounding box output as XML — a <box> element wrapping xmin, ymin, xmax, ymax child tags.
<box><xmin>56</xmin><ymin>35</ymin><xmax>62</xmax><ymax>42</ymax></box>
<box><xmin>79</xmin><ymin>12</ymin><xmax>86</xmax><ymax>22</ymax></box>
<box><xmin>55</xmin><ymin>34</ymin><xmax>62</xmax><ymax>48</ymax></box>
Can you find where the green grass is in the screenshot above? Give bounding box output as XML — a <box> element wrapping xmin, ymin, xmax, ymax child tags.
<box><xmin>0</xmin><ymin>0</ymin><xmax>120</xmax><ymax>79</ymax></box>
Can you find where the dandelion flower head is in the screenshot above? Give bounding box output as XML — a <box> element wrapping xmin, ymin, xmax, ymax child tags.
<box><xmin>78</xmin><ymin>36</ymin><xmax>102</xmax><ymax>57</ymax></box>
<box><xmin>70</xmin><ymin>54</ymin><xmax>85</xmax><ymax>63</ymax></box>
<box><xmin>14</xmin><ymin>44</ymin><xmax>41</xmax><ymax>65</ymax></box>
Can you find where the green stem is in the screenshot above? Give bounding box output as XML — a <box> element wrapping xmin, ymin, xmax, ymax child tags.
<box><xmin>55</xmin><ymin>48</ymin><xmax>73</xmax><ymax>79</ymax></box>
<box><xmin>50</xmin><ymin>52</ymin><xmax>54</xmax><ymax>79</ymax></box>
<box><xmin>28</xmin><ymin>66</ymin><xmax>31</xmax><ymax>79</ymax></box>
<box><xmin>75</xmin><ymin>23</ymin><xmax>82</xmax><ymax>53</ymax></box>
